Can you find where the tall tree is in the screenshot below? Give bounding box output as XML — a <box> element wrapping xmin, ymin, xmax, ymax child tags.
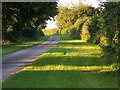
<box><xmin>56</xmin><ymin>4</ymin><xmax>97</xmax><ymax>30</ymax></box>
<box><xmin>2</xmin><ymin>2</ymin><xmax>58</xmax><ymax>42</ymax></box>
<box><xmin>90</xmin><ymin>1</ymin><xmax>120</xmax><ymax>60</ymax></box>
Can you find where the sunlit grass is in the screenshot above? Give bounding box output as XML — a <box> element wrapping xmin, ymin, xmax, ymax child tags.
<box><xmin>42</xmin><ymin>28</ymin><xmax>58</xmax><ymax>35</ymax></box>
<box><xmin>20</xmin><ymin>64</ymin><xmax>119</xmax><ymax>72</ymax></box>
<box><xmin>2</xmin><ymin>35</ymin><xmax>118</xmax><ymax>88</ymax></box>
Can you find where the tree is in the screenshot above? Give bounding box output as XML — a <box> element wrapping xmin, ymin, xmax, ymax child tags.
<box><xmin>2</xmin><ymin>2</ymin><xmax>58</xmax><ymax>42</ymax></box>
<box><xmin>88</xmin><ymin>15</ymin><xmax>100</xmax><ymax>44</ymax></box>
<box><xmin>96</xmin><ymin>1</ymin><xmax>120</xmax><ymax>60</ymax></box>
<box><xmin>56</xmin><ymin>3</ymin><xmax>98</xmax><ymax>38</ymax></box>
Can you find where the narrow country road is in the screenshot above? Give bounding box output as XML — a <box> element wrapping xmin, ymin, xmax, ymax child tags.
<box><xmin>1</xmin><ymin>35</ymin><xmax>60</xmax><ymax>82</ymax></box>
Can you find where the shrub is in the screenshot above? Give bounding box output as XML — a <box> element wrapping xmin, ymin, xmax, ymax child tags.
<box><xmin>22</xmin><ymin>28</ymin><xmax>44</xmax><ymax>39</ymax></box>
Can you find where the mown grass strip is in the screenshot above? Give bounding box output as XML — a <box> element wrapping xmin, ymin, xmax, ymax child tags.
<box><xmin>20</xmin><ymin>64</ymin><xmax>119</xmax><ymax>72</ymax></box>
<box><xmin>2</xmin><ymin>35</ymin><xmax>118</xmax><ymax>88</ymax></box>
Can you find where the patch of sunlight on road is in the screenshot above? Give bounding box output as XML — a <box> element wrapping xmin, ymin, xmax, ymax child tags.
<box><xmin>19</xmin><ymin>64</ymin><xmax>119</xmax><ymax>72</ymax></box>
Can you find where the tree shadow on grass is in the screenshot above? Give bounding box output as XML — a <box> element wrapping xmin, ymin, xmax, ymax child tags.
<box><xmin>2</xmin><ymin>39</ymin><xmax>119</xmax><ymax>88</ymax></box>
<box><xmin>48</xmin><ymin>48</ymin><xmax>78</xmax><ymax>53</ymax></box>
<box><xmin>59</xmin><ymin>41</ymin><xmax>96</xmax><ymax>46</ymax></box>
<box><xmin>31</xmin><ymin>55</ymin><xmax>113</xmax><ymax>66</ymax></box>
<box><xmin>2</xmin><ymin>70</ymin><xmax>118</xmax><ymax>88</ymax></box>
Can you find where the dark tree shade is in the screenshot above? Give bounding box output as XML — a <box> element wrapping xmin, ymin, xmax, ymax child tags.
<box><xmin>2</xmin><ymin>2</ymin><xmax>58</xmax><ymax>42</ymax></box>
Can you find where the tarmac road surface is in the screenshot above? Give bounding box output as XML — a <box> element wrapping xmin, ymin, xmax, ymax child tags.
<box><xmin>1</xmin><ymin>35</ymin><xmax>60</xmax><ymax>82</ymax></box>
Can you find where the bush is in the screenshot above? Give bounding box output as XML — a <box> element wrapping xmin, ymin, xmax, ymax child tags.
<box><xmin>22</xmin><ymin>28</ymin><xmax>44</xmax><ymax>39</ymax></box>
<box><xmin>97</xmin><ymin>2</ymin><xmax>120</xmax><ymax>61</ymax></box>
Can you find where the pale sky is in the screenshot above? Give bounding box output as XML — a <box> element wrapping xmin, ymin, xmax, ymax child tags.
<box><xmin>46</xmin><ymin>0</ymin><xmax>100</xmax><ymax>29</ymax></box>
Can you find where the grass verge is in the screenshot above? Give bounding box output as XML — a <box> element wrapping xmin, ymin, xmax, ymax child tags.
<box><xmin>1</xmin><ymin>35</ymin><xmax>50</xmax><ymax>55</ymax></box>
<box><xmin>2</xmin><ymin>35</ymin><xmax>118</xmax><ymax>88</ymax></box>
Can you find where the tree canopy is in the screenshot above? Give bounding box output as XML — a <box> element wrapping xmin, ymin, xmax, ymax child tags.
<box><xmin>2</xmin><ymin>2</ymin><xmax>58</xmax><ymax>42</ymax></box>
<box><xmin>56</xmin><ymin>3</ymin><xmax>99</xmax><ymax>40</ymax></box>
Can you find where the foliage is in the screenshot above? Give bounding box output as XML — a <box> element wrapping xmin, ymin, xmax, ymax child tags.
<box><xmin>56</xmin><ymin>6</ymin><xmax>73</xmax><ymax>30</ymax></box>
<box><xmin>56</xmin><ymin>4</ymin><xmax>97</xmax><ymax>36</ymax></box>
<box><xmin>80</xmin><ymin>18</ymin><xmax>90</xmax><ymax>42</ymax></box>
<box><xmin>56</xmin><ymin>1</ymin><xmax>120</xmax><ymax>63</ymax></box>
<box><xmin>87</xmin><ymin>1</ymin><xmax>120</xmax><ymax>62</ymax></box>
<box><xmin>98</xmin><ymin>2</ymin><xmax>120</xmax><ymax>60</ymax></box>
<box><xmin>2</xmin><ymin>2</ymin><xmax>57</xmax><ymax>43</ymax></box>
<box><xmin>69</xmin><ymin>18</ymin><xmax>85</xmax><ymax>39</ymax></box>
<box><xmin>88</xmin><ymin>15</ymin><xmax>100</xmax><ymax>44</ymax></box>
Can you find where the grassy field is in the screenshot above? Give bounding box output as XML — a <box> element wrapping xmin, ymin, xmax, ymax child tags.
<box><xmin>2</xmin><ymin>35</ymin><xmax>118</xmax><ymax>88</ymax></box>
<box><xmin>1</xmin><ymin>35</ymin><xmax>50</xmax><ymax>55</ymax></box>
<box><xmin>42</xmin><ymin>28</ymin><xmax>58</xmax><ymax>35</ymax></box>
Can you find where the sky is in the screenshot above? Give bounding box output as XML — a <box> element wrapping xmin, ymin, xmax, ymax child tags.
<box><xmin>46</xmin><ymin>0</ymin><xmax>100</xmax><ymax>29</ymax></box>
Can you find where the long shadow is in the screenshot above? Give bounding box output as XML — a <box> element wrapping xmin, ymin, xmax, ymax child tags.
<box><xmin>2</xmin><ymin>39</ymin><xmax>118</xmax><ymax>88</ymax></box>
<box><xmin>2</xmin><ymin>70</ymin><xmax>118</xmax><ymax>88</ymax></box>
<box><xmin>48</xmin><ymin>48</ymin><xmax>79</xmax><ymax>53</ymax></box>
<box><xmin>31</xmin><ymin>55</ymin><xmax>112</xmax><ymax>66</ymax></box>
<box><xmin>59</xmin><ymin>42</ymin><xmax>96</xmax><ymax>46</ymax></box>
<box><xmin>29</xmin><ymin>40</ymin><xmax>113</xmax><ymax>66</ymax></box>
